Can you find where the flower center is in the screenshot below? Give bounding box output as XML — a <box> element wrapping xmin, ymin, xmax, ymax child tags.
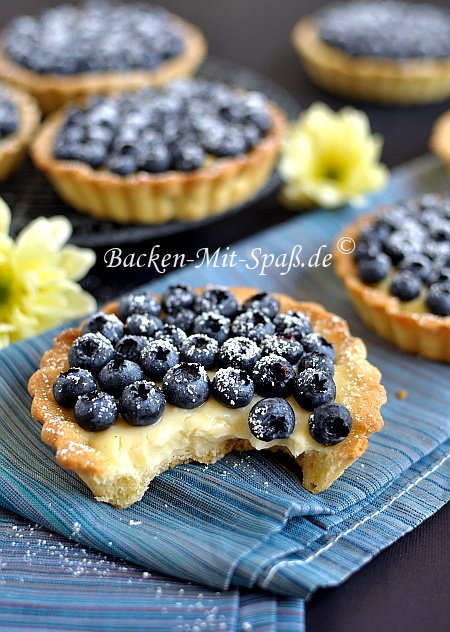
<box><xmin>323</xmin><ymin>166</ymin><xmax>341</xmax><ymax>181</ymax></box>
<box><xmin>0</xmin><ymin>263</ymin><xmax>13</xmax><ymax>311</ymax></box>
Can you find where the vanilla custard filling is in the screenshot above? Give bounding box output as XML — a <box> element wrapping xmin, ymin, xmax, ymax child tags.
<box><xmin>373</xmin><ymin>272</ymin><xmax>429</xmax><ymax>314</ymax></box>
<box><xmin>85</xmin><ymin>366</ymin><xmax>350</xmax><ymax>477</ymax></box>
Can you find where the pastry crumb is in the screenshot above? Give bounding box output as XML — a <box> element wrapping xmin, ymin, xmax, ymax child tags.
<box><xmin>396</xmin><ymin>389</ymin><xmax>408</xmax><ymax>400</ymax></box>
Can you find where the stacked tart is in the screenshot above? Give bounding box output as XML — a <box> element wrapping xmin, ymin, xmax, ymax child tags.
<box><xmin>31</xmin><ymin>79</ymin><xmax>286</xmax><ymax>223</ymax></box>
<box><xmin>0</xmin><ymin>1</ymin><xmax>207</xmax><ymax>113</ymax></box>
<box><xmin>292</xmin><ymin>0</ymin><xmax>450</xmax><ymax>104</ymax></box>
<box><xmin>334</xmin><ymin>194</ymin><xmax>450</xmax><ymax>361</ymax></box>
<box><xmin>0</xmin><ymin>83</ymin><xmax>40</xmax><ymax>180</ymax></box>
<box><xmin>29</xmin><ymin>286</ymin><xmax>385</xmax><ymax>508</ymax></box>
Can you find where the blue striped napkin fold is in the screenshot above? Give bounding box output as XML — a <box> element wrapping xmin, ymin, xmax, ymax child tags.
<box><xmin>0</xmin><ymin>154</ymin><xmax>449</xmax><ymax>629</ymax></box>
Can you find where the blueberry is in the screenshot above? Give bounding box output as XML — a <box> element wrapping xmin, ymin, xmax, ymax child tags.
<box><xmin>162</xmin><ymin>284</ymin><xmax>195</xmax><ymax>313</ymax></box>
<box><xmin>298</xmin><ymin>353</ymin><xmax>335</xmax><ymax>377</ymax></box>
<box><xmin>241</xmin><ymin>122</ymin><xmax>262</xmax><ymax>149</ymax></box>
<box><xmin>120</xmin><ymin>380</ymin><xmax>166</xmax><ymax>427</ymax></box>
<box><xmin>171</xmin><ymin>143</ymin><xmax>204</xmax><ymax>171</ymax></box>
<box><xmin>192</xmin><ymin>312</ymin><xmax>231</xmax><ymax>344</ymax></box>
<box><xmin>74</xmin><ymin>391</ymin><xmax>118</xmax><ymax>432</ymax></box>
<box><xmin>218</xmin><ymin>336</ymin><xmax>261</xmax><ymax>372</ymax></box>
<box><xmin>54</xmin><ymin>141</ymin><xmax>81</xmax><ymax>161</ymax></box>
<box><xmin>427</xmin><ymin>267</ymin><xmax>450</xmax><ymax>287</ymax></box>
<box><xmin>0</xmin><ymin>98</ymin><xmax>18</xmax><ymax>138</ymax></box>
<box><xmin>53</xmin><ymin>367</ymin><xmax>96</xmax><ymax>408</ymax></box>
<box><xmin>248</xmin><ymin>398</ymin><xmax>295</xmax><ymax>442</ymax></box>
<box><xmin>430</xmin><ymin>222</ymin><xmax>450</xmax><ymax>242</ymax></box>
<box><xmin>384</xmin><ymin>233</ymin><xmax>421</xmax><ymax>264</ymax></box>
<box><xmin>68</xmin><ymin>333</ymin><xmax>114</xmax><ymax>375</ymax></box>
<box><xmin>243</xmin><ymin>96</ymin><xmax>271</xmax><ymax>133</ymax></box>
<box><xmin>138</xmin><ymin>143</ymin><xmax>171</xmax><ymax>173</ymax></box>
<box><xmin>293</xmin><ymin>369</ymin><xmax>336</xmax><ymax>411</ymax></box>
<box><xmin>273</xmin><ymin>311</ymin><xmax>313</xmax><ymax>340</ymax></box>
<box><xmin>154</xmin><ymin>323</ymin><xmax>187</xmax><ymax>349</ymax></box>
<box><xmin>260</xmin><ymin>334</ymin><xmax>303</xmax><ymax>365</ymax></box>
<box><xmin>125</xmin><ymin>313</ymin><xmax>162</xmax><ymax>337</ymax></box>
<box><xmin>354</xmin><ymin>239</ymin><xmax>382</xmax><ymax>262</ymax></box>
<box><xmin>107</xmin><ymin>153</ymin><xmax>137</xmax><ymax>175</ymax></box>
<box><xmin>79</xmin><ymin>141</ymin><xmax>108</xmax><ymax>168</ymax></box>
<box><xmin>390</xmin><ymin>271</ymin><xmax>422</xmax><ymax>301</ymax></box>
<box><xmin>212</xmin><ymin>367</ymin><xmax>254</xmax><ymax>408</ymax></box>
<box><xmin>115</xmin><ymin>335</ymin><xmax>148</xmax><ymax>365</ymax></box>
<box><xmin>117</xmin><ymin>293</ymin><xmax>161</xmax><ymax>321</ymax></box>
<box><xmin>397</xmin><ymin>254</ymin><xmax>432</xmax><ymax>282</ymax></box>
<box><xmin>180</xmin><ymin>334</ymin><xmax>218</xmax><ymax>369</ymax></box>
<box><xmin>98</xmin><ymin>358</ymin><xmax>144</xmax><ymax>397</ymax></box>
<box><xmin>426</xmin><ymin>283</ymin><xmax>450</xmax><ymax>316</ymax></box>
<box><xmin>308</xmin><ymin>402</ymin><xmax>353</xmax><ymax>446</ymax></box>
<box><xmin>81</xmin><ymin>312</ymin><xmax>123</xmax><ymax>344</ymax></box>
<box><xmin>140</xmin><ymin>339</ymin><xmax>179</xmax><ymax>380</ymax></box>
<box><xmin>194</xmin><ymin>288</ymin><xmax>238</xmax><ymax>318</ymax></box>
<box><xmin>300</xmin><ymin>333</ymin><xmax>335</xmax><ymax>361</ymax></box>
<box><xmin>164</xmin><ymin>308</ymin><xmax>195</xmax><ymax>333</ymax></box>
<box><xmin>231</xmin><ymin>310</ymin><xmax>275</xmax><ymax>343</ymax></box>
<box><xmin>162</xmin><ymin>362</ymin><xmax>210</xmax><ymax>409</ymax></box>
<box><xmin>357</xmin><ymin>253</ymin><xmax>391</xmax><ymax>283</ymax></box>
<box><xmin>242</xmin><ymin>292</ymin><xmax>279</xmax><ymax>318</ymax></box>
<box><xmin>252</xmin><ymin>354</ymin><xmax>295</xmax><ymax>397</ymax></box>
<box><xmin>211</xmin><ymin>128</ymin><xmax>247</xmax><ymax>157</ymax></box>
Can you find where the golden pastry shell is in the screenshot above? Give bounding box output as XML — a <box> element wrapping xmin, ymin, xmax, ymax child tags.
<box><xmin>292</xmin><ymin>17</ymin><xmax>450</xmax><ymax>105</ymax></box>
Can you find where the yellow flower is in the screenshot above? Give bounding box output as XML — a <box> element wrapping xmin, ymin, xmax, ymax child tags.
<box><xmin>0</xmin><ymin>198</ymin><xmax>96</xmax><ymax>348</ymax></box>
<box><xmin>279</xmin><ymin>102</ymin><xmax>388</xmax><ymax>209</ymax></box>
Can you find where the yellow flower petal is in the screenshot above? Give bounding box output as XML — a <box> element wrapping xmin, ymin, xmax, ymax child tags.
<box><xmin>60</xmin><ymin>245</ymin><xmax>96</xmax><ymax>281</ymax></box>
<box><xmin>0</xmin><ymin>197</ymin><xmax>11</xmax><ymax>235</ymax></box>
<box><xmin>279</xmin><ymin>102</ymin><xmax>389</xmax><ymax>209</ymax></box>
<box><xmin>0</xmin><ymin>208</ymin><xmax>96</xmax><ymax>347</ymax></box>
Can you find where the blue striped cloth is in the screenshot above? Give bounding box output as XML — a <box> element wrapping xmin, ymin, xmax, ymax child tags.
<box><xmin>1</xmin><ymin>154</ymin><xmax>449</xmax><ymax>630</ymax></box>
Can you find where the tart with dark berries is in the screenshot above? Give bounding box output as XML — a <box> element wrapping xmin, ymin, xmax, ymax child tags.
<box><xmin>292</xmin><ymin>1</ymin><xmax>450</xmax><ymax>105</ymax></box>
<box><xmin>30</xmin><ymin>79</ymin><xmax>286</xmax><ymax>223</ymax></box>
<box><xmin>0</xmin><ymin>83</ymin><xmax>40</xmax><ymax>180</ymax></box>
<box><xmin>29</xmin><ymin>286</ymin><xmax>385</xmax><ymax>508</ymax></box>
<box><xmin>0</xmin><ymin>1</ymin><xmax>207</xmax><ymax>113</ymax></box>
<box><xmin>334</xmin><ymin>194</ymin><xmax>450</xmax><ymax>361</ymax></box>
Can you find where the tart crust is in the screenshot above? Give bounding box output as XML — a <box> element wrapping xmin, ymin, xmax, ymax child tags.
<box><xmin>0</xmin><ymin>16</ymin><xmax>207</xmax><ymax>114</ymax></box>
<box><xmin>334</xmin><ymin>214</ymin><xmax>450</xmax><ymax>361</ymax></box>
<box><xmin>429</xmin><ymin>110</ymin><xmax>450</xmax><ymax>169</ymax></box>
<box><xmin>292</xmin><ymin>17</ymin><xmax>450</xmax><ymax>105</ymax></box>
<box><xmin>0</xmin><ymin>84</ymin><xmax>40</xmax><ymax>180</ymax></box>
<box><xmin>30</xmin><ymin>102</ymin><xmax>286</xmax><ymax>224</ymax></box>
<box><xmin>28</xmin><ymin>287</ymin><xmax>385</xmax><ymax>509</ymax></box>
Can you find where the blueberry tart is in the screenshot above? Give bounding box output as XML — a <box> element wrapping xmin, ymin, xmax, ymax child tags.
<box><xmin>29</xmin><ymin>286</ymin><xmax>384</xmax><ymax>508</ymax></box>
<box><xmin>292</xmin><ymin>1</ymin><xmax>450</xmax><ymax>105</ymax></box>
<box><xmin>0</xmin><ymin>83</ymin><xmax>40</xmax><ymax>179</ymax></box>
<box><xmin>31</xmin><ymin>79</ymin><xmax>286</xmax><ymax>223</ymax></box>
<box><xmin>0</xmin><ymin>1</ymin><xmax>207</xmax><ymax>113</ymax></box>
<box><xmin>334</xmin><ymin>194</ymin><xmax>450</xmax><ymax>361</ymax></box>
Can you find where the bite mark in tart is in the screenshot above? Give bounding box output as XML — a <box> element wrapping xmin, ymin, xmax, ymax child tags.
<box><xmin>30</xmin><ymin>80</ymin><xmax>287</xmax><ymax>224</ymax></box>
<box><xmin>28</xmin><ymin>286</ymin><xmax>385</xmax><ymax>509</ymax></box>
<box><xmin>292</xmin><ymin>1</ymin><xmax>450</xmax><ymax>105</ymax></box>
<box><xmin>334</xmin><ymin>194</ymin><xmax>450</xmax><ymax>361</ymax></box>
<box><xmin>0</xmin><ymin>1</ymin><xmax>207</xmax><ymax>113</ymax></box>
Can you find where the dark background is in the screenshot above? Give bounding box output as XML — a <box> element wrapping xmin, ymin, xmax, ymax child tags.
<box><xmin>3</xmin><ymin>2</ymin><xmax>450</xmax><ymax>631</ymax></box>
